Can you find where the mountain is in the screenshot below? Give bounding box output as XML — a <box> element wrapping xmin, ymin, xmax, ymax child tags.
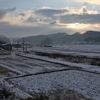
<box><xmin>19</xmin><ymin>32</ymin><xmax>67</xmax><ymax>43</ymax></box>
<box><xmin>82</xmin><ymin>31</ymin><xmax>100</xmax><ymax>37</ymax></box>
<box><xmin>18</xmin><ymin>31</ymin><xmax>100</xmax><ymax>43</ymax></box>
<box><xmin>0</xmin><ymin>35</ymin><xmax>10</xmax><ymax>43</ymax></box>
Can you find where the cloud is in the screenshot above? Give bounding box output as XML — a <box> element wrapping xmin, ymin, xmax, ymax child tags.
<box><xmin>1</xmin><ymin>6</ymin><xmax>100</xmax><ymax>37</ymax></box>
<box><xmin>60</xmin><ymin>14</ymin><xmax>100</xmax><ymax>24</ymax></box>
<box><xmin>0</xmin><ymin>9</ymin><xmax>8</xmax><ymax>20</ymax></box>
<box><xmin>78</xmin><ymin>0</ymin><xmax>100</xmax><ymax>5</ymax></box>
<box><xmin>49</xmin><ymin>21</ymin><xmax>56</xmax><ymax>25</ymax></box>
<box><xmin>26</xmin><ymin>16</ymin><xmax>37</xmax><ymax>23</ymax></box>
<box><xmin>33</xmin><ymin>6</ymin><xmax>99</xmax><ymax>25</ymax></box>
<box><xmin>0</xmin><ymin>20</ymin><xmax>100</xmax><ymax>38</ymax></box>
<box><xmin>0</xmin><ymin>22</ymin><xmax>100</xmax><ymax>37</ymax></box>
<box><xmin>82</xmin><ymin>6</ymin><xmax>87</xmax><ymax>14</ymax></box>
<box><xmin>34</xmin><ymin>7</ymin><xmax>69</xmax><ymax>17</ymax></box>
<box><xmin>6</xmin><ymin>7</ymin><xmax>16</xmax><ymax>12</ymax></box>
<box><xmin>0</xmin><ymin>7</ymin><xmax>16</xmax><ymax>21</ymax></box>
<box><xmin>12</xmin><ymin>6</ymin><xmax>99</xmax><ymax>26</ymax></box>
<box><xmin>0</xmin><ymin>21</ymin><xmax>87</xmax><ymax>37</ymax></box>
<box><xmin>66</xmin><ymin>6</ymin><xmax>98</xmax><ymax>15</ymax></box>
<box><xmin>19</xmin><ymin>13</ymin><xmax>26</xmax><ymax>16</ymax></box>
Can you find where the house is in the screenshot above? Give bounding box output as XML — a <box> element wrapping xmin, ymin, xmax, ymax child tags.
<box><xmin>3</xmin><ymin>44</ymin><xmax>12</xmax><ymax>51</ymax></box>
<box><xmin>0</xmin><ymin>44</ymin><xmax>3</xmax><ymax>50</ymax></box>
<box><xmin>43</xmin><ymin>44</ymin><xmax>52</xmax><ymax>47</ymax></box>
<box><xmin>0</xmin><ymin>40</ymin><xmax>6</xmax><ymax>44</ymax></box>
<box><xmin>12</xmin><ymin>44</ymin><xmax>21</xmax><ymax>48</ymax></box>
<box><xmin>0</xmin><ymin>40</ymin><xmax>12</xmax><ymax>51</ymax></box>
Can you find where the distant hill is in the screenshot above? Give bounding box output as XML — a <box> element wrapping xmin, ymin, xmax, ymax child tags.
<box><xmin>18</xmin><ymin>31</ymin><xmax>100</xmax><ymax>43</ymax></box>
<box><xmin>84</xmin><ymin>36</ymin><xmax>100</xmax><ymax>42</ymax></box>
<box><xmin>0</xmin><ymin>35</ymin><xmax>10</xmax><ymax>43</ymax></box>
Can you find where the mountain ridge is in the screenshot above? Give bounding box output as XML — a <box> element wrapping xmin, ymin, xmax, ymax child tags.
<box><xmin>18</xmin><ymin>31</ymin><xmax>100</xmax><ymax>43</ymax></box>
<box><xmin>0</xmin><ymin>35</ymin><xmax>10</xmax><ymax>42</ymax></box>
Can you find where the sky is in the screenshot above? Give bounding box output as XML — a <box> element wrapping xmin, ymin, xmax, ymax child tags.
<box><xmin>0</xmin><ymin>0</ymin><xmax>100</xmax><ymax>37</ymax></box>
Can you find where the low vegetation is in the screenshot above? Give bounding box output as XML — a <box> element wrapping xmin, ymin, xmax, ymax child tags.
<box><xmin>25</xmin><ymin>89</ymin><xmax>92</xmax><ymax>100</ymax></box>
<box><xmin>34</xmin><ymin>51</ymin><xmax>100</xmax><ymax>66</ymax></box>
<box><xmin>0</xmin><ymin>85</ymin><xmax>92</xmax><ymax>100</ymax></box>
<box><xmin>0</xmin><ymin>87</ymin><xmax>11</xmax><ymax>99</ymax></box>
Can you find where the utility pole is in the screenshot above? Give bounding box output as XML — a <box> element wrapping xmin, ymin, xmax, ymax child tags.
<box><xmin>26</xmin><ymin>43</ymin><xmax>27</xmax><ymax>53</ymax></box>
<box><xmin>17</xmin><ymin>40</ymin><xmax>19</xmax><ymax>50</ymax></box>
<box><xmin>23</xmin><ymin>38</ymin><xmax>25</xmax><ymax>52</ymax></box>
<box><xmin>13</xmin><ymin>39</ymin><xmax>14</xmax><ymax>44</ymax></box>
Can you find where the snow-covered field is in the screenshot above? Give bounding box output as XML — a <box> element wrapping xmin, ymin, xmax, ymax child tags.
<box><xmin>32</xmin><ymin>44</ymin><xmax>100</xmax><ymax>58</ymax></box>
<box><xmin>9</xmin><ymin>70</ymin><xmax>100</xmax><ymax>100</ymax></box>
<box><xmin>0</xmin><ymin>44</ymin><xmax>100</xmax><ymax>100</ymax></box>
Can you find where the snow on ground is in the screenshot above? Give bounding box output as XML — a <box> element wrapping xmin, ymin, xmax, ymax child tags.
<box><xmin>0</xmin><ymin>79</ymin><xmax>32</xmax><ymax>99</ymax></box>
<box><xmin>1</xmin><ymin>44</ymin><xmax>100</xmax><ymax>99</ymax></box>
<box><xmin>54</xmin><ymin>44</ymin><xmax>100</xmax><ymax>53</ymax></box>
<box><xmin>9</xmin><ymin>70</ymin><xmax>100</xmax><ymax>100</ymax></box>
<box><xmin>0</xmin><ymin>51</ymin><xmax>67</xmax><ymax>78</ymax></box>
<box><xmin>32</xmin><ymin>45</ymin><xmax>100</xmax><ymax>58</ymax></box>
<box><xmin>17</xmin><ymin>52</ymin><xmax>100</xmax><ymax>74</ymax></box>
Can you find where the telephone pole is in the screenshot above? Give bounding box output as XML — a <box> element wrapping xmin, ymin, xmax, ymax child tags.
<box><xmin>26</xmin><ymin>42</ymin><xmax>27</xmax><ymax>52</ymax></box>
<box><xmin>23</xmin><ymin>38</ymin><xmax>25</xmax><ymax>52</ymax></box>
<box><xmin>17</xmin><ymin>40</ymin><xmax>18</xmax><ymax>50</ymax></box>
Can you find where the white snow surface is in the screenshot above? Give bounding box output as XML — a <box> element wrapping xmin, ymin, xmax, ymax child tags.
<box><xmin>10</xmin><ymin>70</ymin><xmax>100</xmax><ymax>100</ymax></box>
<box><xmin>1</xmin><ymin>45</ymin><xmax>100</xmax><ymax>99</ymax></box>
<box><xmin>17</xmin><ymin>52</ymin><xmax>100</xmax><ymax>74</ymax></box>
<box><xmin>32</xmin><ymin>45</ymin><xmax>100</xmax><ymax>58</ymax></box>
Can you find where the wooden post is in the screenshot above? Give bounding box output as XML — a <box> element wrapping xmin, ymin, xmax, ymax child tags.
<box><xmin>26</xmin><ymin>42</ymin><xmax>27</xmax><ymax>52</ymax></box>
<box><xmin>23</xmin><ymin>38</ymin><xmax>24</xmax><ymax>52</ymax></box>
<box><xmin>17</xmin><ymin>40</ymin><xmax>18</xmax><ymax>50</ymax></box>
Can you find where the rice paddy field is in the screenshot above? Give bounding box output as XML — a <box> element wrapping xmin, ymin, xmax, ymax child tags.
<box><xmin>0</xmin><ymin>44</ymin><xmax>100</xmax><ymax>100</ymax></box>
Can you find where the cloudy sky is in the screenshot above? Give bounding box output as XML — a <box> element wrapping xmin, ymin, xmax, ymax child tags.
<box><xmin>0</xmin><ymin>0</ymin><xmax>100</xmax><ymax>37</ymax></box>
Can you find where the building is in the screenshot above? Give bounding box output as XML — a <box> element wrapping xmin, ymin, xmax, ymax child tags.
<box><xmin>3</xmin><ymin>44</ymin><xmax>12</xmax><ymax>51</ymax></box>
<box><xmin>12</xmin><ymin>44</ymin><xmax>21</xmax><ymax>48</ymax></box>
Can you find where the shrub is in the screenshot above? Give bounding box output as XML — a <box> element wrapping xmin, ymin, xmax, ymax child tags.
<box><xmin>0</xmin><ymin>88</ymin><xmax>11</xmax><ymax>99</ymax></box>
<box><xmin>26</xmin><ymin>95</ymin><xmax>49</xmax><ymax>100</ymax></box>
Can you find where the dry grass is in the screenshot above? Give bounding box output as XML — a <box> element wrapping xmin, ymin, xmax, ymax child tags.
<box><xmin>48</xmin><ymin>89</ymin><xmax>92</xmax><ymax>100</ymax></box>
<box><xmin>0</xmin><ymin>50</ymin><xmax>15</xmax><ymax>53</ymax></box>
<box><xmin>34</xmin><ymin>51</ymin><xmax>100</xmax><ymax>66</ymax></box>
